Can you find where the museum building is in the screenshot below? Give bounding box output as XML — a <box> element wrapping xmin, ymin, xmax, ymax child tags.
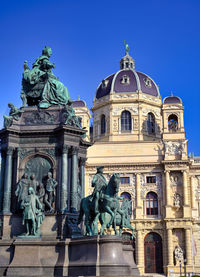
<box><xmin>74</xmin><ymin>49</ymin><xmax>200</xmax><ymax>275</ymax></box>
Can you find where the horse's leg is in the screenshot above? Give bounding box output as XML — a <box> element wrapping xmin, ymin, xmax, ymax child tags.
<box><xmin>104</xmin><ymin>206</ymin><xmax>114</xmax><ymax>227</ymax></box>
<box><xmin>100</xmin><ymin>213</ymin><xmax>107</xmax><ymax>235</ymax></box>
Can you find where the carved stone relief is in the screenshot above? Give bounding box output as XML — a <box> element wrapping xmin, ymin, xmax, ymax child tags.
<box><xmin>140</xmin><ymin>173</ymin><xmax>162</xmax><ymax>199</ymax></box>
<box><xmin>24</xmin><ymin>111</ymin><xmax>58</xmax><ymax>125</ymax></box>
<box><xmin>164</xmin><ymin>141</ymin><xmax>186</xmax><ymax>155</ymax></box>
<box><xmin>112</xmin><ymin>106</ymin><xmax>138</xmax><ymax>116</ymax></box>
<box><xmin>142</xmin><ymin>109</ymin><xmax>160</xmax><ymax>119</ymax></box>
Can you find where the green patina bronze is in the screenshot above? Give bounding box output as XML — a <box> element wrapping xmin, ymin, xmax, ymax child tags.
<box><xmin>3</xmin><ymin>103</ymin><xmax>23</xmax><ymax>128</ymax></box>
<box><xmin>21</xmin><ymin>46</ymin><xmax>71</xmax><ymax>108</ymax></box>
<box><xmin>78</xmin><ymin>167</ymin><xmax>135</xmax><ymax>238</ymax></box>
<box><xmin>21</xmin><ymin>187</ymin><xmax>45</xmax><ymax>237</ymax></box>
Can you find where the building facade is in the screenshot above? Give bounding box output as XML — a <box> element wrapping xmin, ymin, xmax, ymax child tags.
<box><xmin>74</xmin><ymin>50</ymin><xmax>200</xmax><ymax>275</ymax></box>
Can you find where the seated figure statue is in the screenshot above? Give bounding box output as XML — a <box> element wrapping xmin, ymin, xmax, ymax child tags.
<box><xmin>21</xmin><ymin>46</ymin><xmax>71</xmax><ymax>108</ymax></box>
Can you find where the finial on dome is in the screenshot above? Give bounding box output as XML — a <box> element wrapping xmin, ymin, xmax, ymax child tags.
<box><xmin>171</xmin><ymin>91</ymin><xmax>173</xmax><ymax>96</ymax></box>
<box><xmin>124</xmin><ymin>41</ymin><xmax>130</xmax><ymax>55</ymax></box>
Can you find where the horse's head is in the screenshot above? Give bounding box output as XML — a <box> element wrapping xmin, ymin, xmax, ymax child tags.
<box><xmin>107</xmin><ymin>173</ymin><xmax>120</xmax><ymax>196</ymax></box>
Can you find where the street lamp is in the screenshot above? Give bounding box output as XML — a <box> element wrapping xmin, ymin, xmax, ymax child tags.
<box><xmin>184</xmin><ymin>258</ymin><xmax>187</xmax><ymax>277</ymax></box>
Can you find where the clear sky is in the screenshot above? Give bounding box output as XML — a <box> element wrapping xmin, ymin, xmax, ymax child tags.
<box><xmin>0</xmin><ymin>0</ymin><xmax>200</xmax><ymax>155</ymax></box>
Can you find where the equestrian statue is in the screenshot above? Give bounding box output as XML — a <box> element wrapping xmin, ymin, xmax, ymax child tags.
<box><xmin>78</xmin><ymin>166</ymin><xmax>135</xmax><ymax>239</ymax></box>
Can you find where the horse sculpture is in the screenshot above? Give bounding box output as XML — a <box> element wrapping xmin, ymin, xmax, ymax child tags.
<box><xmin>99</xmin><ymin>198</ymin><xmax>135</xmax><ymax>239</ymax></box>
<box><xmin>78</xmin><ymin>173</ymin><xmax>135</xmax><ymax>239</ymax></box>
<box><xmin>78</xmin><ymin>173</ymin><xmax>120</xmax><ymax>235</ymax></box>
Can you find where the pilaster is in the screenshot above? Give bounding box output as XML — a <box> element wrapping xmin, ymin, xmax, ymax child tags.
<box><xmin>71</xmin><ymin>146</ymin><xmax>78</xmax><ymax>212</ymax></box>
<box><xmin>61</xmin><ymin>145</ymin><xmax>69</xmax><ymax>212</ymax></box>
<box><xmin>3</xmin><ymin>147</ymin><xmax>14</xmax><ymax>214</ymax></box>
<box><xmin>185</xmin><ymin>228</ymin><xmax>192</xmax><ymax>265</ymax></box>
<box><xmin>165</xmin><ymin>170</ymin><xmax>172</xmax><ymax>217</ymax></box>
<box><xmin>167</xmin><ymin>228</ymin><xmax>173</xmax><ymax>266</ymax></box>
<box><xmin>183</xmin><ymin>170</ymin><xmax>190</xmax><ymax>217</ymax></box>
<box><xmin>136</xmin><ymin>230</ymin><xmax>144</xmax><ymax>274</ymax></box>
<box><xmin>135</xmin><ymin>173</ymin><xmax>142</xmax><ymax>218</ymax></box>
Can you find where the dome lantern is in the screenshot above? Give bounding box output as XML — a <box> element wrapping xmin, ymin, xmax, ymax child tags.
<box><xmin>120</xmin><ymin>43</ymin><xmax>135</xmax><ymax>70</ymax></box>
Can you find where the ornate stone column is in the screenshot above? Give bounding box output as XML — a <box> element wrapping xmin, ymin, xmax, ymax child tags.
<box><xmin>0</xmin><ymin>149</ymin><xmax>6</xmax><ymax>211</ymax></box>
<box><xmin>185</xmin><ymin>228</ymin><xmax>192</xmax><ymax>265</ymax></box>
<box><xmin>136</xmin><ymin>230</ymin><xmax>144</xmax><ymax>273</ymax></box>
<box><xmin>135</xmin><ymin>173</ymin><xmax>142</xmax><ymax>218</ymax></box>
<box><xmin>165</xmin><ymin>170</ymin><xmax>171</xmax><ymax>206</ymax></box>
<box><xmin>3</xmin><ymin>147</ymin><xmax>14</xmax><ymax>213</ymax></box>
<box><xmin>136</xmin><ymin>173</ymin><xmax>141</xmax><ymax>207</ymax></box>
<box><xmin>80</xmin><ymin>157</ymin><xmax>86</xmax><ymax>198</ymax></box>
<box><xmin>190</xmin><ymin>176</ymin><xmax>196</xmax><ymax>209</ymax></box>
<box><xmin>183</xmin><ymin>170</ymin><xmax>189</xmax><ymax>206</ymax></box>
<box><xmin>61</xmin><ymin>145</ymin><xmax>69</xmax><ymax>212</ymax></box>
<box><xmin>71</xmin><ymin>147</ymin><xmax>78</xmax><ymax>212</ymax></box>
<box><xmin>167</xmin><ymin>228</ymin><xmax>173</xmax><ymax>266</ymax></box>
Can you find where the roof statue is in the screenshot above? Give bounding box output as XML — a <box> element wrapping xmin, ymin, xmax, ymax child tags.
<box><xmin>21</xmin><ymin>46</ymin><xmax>71</xmax><ymax>108</ymax></box>
<box><xmin>124</xmin><ymin>41</ymin><xmax>130</xmax><ymax>55</ymax></box>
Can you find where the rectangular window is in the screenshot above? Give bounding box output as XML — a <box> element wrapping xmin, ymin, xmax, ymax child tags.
<box><xmin>146</xmin><ymin>176</ymin><xmax>156</xmax><ymax>183</ymax></box>
<box><xmin>120</xmin><ymin>177</ymin><xmax>130</xmax><ymax>185</ymax></box>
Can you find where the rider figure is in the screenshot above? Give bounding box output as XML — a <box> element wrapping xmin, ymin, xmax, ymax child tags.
<box><xmin>92</xmin><ymin>166</ymin><xmax>107</xmax><ymax>214</ymax></box>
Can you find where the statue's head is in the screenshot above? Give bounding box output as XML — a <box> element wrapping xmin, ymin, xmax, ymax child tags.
<box><xmin>28</xmin><ymin>187</ymin><xmax>34</xmax><ymax>195</ymax></box>
<box><xmin>42</xmin><ymin>46</ymin><xmax>52</xmax><ymax>58</ymax></box>
<box><xmin>24</xmin><ymin>173</ymin><xmax>28</xmax><ymax>179</ymax></box>
<box><xmin>30</xmin><ymin>173</ymin><xmax>35</xmax><ymax>180</ymax></box>
<box><xmin>97</xmin><ymin>166</ymin><xmax>104</xmax><ymax>173</ymax></box>
<box><xmin>8</xmin><ymin>103</ymin><xmax>13</xmax><ymax>108</ymax></box>
<box><xmin>47</xmin><ymin>172</ymin><xmax>52</xmax><ymax>178</ymax></box>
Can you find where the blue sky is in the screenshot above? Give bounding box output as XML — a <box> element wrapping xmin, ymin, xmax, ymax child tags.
<box><xmin>0</xmin><ymin>0</ymin><xmax>200</xmax><ymax>155</ymax></box>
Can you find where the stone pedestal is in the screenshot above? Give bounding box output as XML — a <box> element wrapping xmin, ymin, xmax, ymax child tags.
<box><xmin>6</xmin><ymin>238</ymin><xmax>70</xmax><ymax>277</ymax></box>
<box><xmin>68</xmin><ymin>236</ymin><xmax>139</xmax><ymax>276</ymax></box>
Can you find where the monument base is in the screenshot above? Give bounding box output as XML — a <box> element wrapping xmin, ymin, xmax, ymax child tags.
<box><xmin>2</xmin><ymin>235</ymin><xmax>139</xmax><ymax>276</ymax></box>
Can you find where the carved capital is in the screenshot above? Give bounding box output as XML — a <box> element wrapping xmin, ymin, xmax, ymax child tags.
<box><xmin>71</xmin><ymin>146</ymin><xmax>79</xmax><ymax>155</ymax></box>
<box><xmin>6</xmin><ymin>147</ymin><xmax>14</xmax><ymax>156</ymax></box>
<box><xmin>80</xmin><ymin>157</ymin><xmax>87</xmax><ymax>166</ymax></box>
<box><xmin>62</xmin><ymin>145</ymin><xmax>69</xmax><ymax>154</ymax></box>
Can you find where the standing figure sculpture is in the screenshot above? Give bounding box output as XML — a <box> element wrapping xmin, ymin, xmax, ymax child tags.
<box><xmin>29</xmin><ymin>173</ymin><xmax>39</xmax><ymax>192</ymax></box>
<box><xmin>21</xmin><ymin>46</ymin><xmax>71</xmax><ymax>108</ymax></box>
<box><xmin>44</xmin><ymin>172</ymin><xmax>57</xmax><ymax>213</ymax></box>
<box><xmin>15</xmin><ymin>173</ymin><xmax>30</xmax><ymax>207</ymax></box>
<box><xmin>21</xmin><ymin>187</ymin><xmax>44</xmax><ymax>236</ymax></box>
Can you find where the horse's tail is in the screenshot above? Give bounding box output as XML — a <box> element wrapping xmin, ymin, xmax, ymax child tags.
<box><xmin>77</xmin><ymin>199</ymin><xmax>84</xmax><ymax>225</ymax></box>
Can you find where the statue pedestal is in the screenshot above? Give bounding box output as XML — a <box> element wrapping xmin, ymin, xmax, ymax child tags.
<box><xmin>6</xmin><ymin>238</ymin><xmax>70</xmax><ymax>277</ymax></box>
<box><xmin>68</xmin><ymin>235</ymin><xmax>140</xmax><ymax>276</ymax></box>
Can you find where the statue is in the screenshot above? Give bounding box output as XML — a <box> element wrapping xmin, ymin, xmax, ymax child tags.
<box><xmin>3</xmin><ymin>103</ymin><xmax>23</xmax><ymax>128</ymax></box>
<box><xmin>91</xmin><ymin>166</ymin><xmax>108</xmax><ymax>215</ymax></box>
<box><xmin>173</xmin><ymin>193</ymin><xmax>181</xmax><ymax>208</ymax></box>
<box><xmin>174</xmin><ymin>245</ymin><xmax>184</xmax><ymax>265</ymax></box>
<box><xmin>21</xmin><ymin>187</ymin><xmax>44</xmax><ymax>236</ymax></box>
<box><xmin>15</xmin><ymin>173</ymin><xmax>30</xmax><ymax>207</ymax></box>
<box><xmin>100</xmin><ymin>198</ymin><xmax>135</xmax><ymax>239</ymax></box>
<box><xmin>62</xmin><ymin>103</ymin><xmax>82</xmax><ymax>128</ymax></box>
<box><xmin>21</xmin><ymin>46</ymin><xmax>71</xmax><ymax>108</ymax></box>
<box><xmin>37</xmin><ymin>182</ymin><xmax>45</xmax><ymax>209</ymax></box>
<box><xmin>44</xmin><ymin>172</ymin><xmax>57</xmax><ymax>213</ymax></box>
<box><xmin>29</xmin><ymin>173</ymin><xmax>39</xmax><ymax>192</ymax></box>
<box><xmin>78</xmin><ymin>170</ymin><xmax>134</xmax><ymax>238</ymax></box>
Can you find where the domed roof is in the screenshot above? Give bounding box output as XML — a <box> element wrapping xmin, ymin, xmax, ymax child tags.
<box><xmin>72</xmin><ymin>99</ymin><xmax>86</xmax><ymax>107</ymax></box>
<box><xmin>163</xmin><ymin>95</ymin><xmax>182</xmax><ymax>104</ymax></box>
<box><xmin>95</xmin><ymin>49</ymin><xmax>160</xmax><ymax>99</ymax></box>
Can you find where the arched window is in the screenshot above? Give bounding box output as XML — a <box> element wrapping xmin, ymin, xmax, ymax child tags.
<box><xmin>120</xmin><ymin>192</ymin><xmax>131</xmax><ymax>200</ymax></box>
<box><xmin>147</xmin><ymin>113</ymin><xmax>155</xmax><ymax>134</ymax></box>
<box><xmin>101</xmin><ymin>114</ymin><xmax>106</xmax><ymax>134</ymax></box>
<box><xmin>146</xmin><ymin>192</ymin><xmax>158</xmax><ymax>215</ymax></box>
<box><xmin>121</xmin><ymin>110</ymin><xmax>132</xmax><ymax>132</ymax></box>
<box><xmin>168</xmin><ymin>114</ymin><xmax>178</xmax><ymax>132</ymax></box>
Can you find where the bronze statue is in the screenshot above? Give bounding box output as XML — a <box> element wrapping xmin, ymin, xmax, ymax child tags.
<box><xmin>21</xmin><ymin>187</ymin><xmax>44</xmax><ymax>236</ymax></box>
<box><xmin>3</xmin><ymin>103</ymin><xmax>24</xmax><ymax>128</ymax></box>
<box><xmin>15</xmin><ymin>173</ymin><xmax>30</xmax><ymax>205</ymax></box>
<box><xmin>44</xmin><ymin>172</ymin><xmax>57</xmax><ymax>213</ymax></box>
<box><xmin>21</xmin><ymin>46</ymin><xmax>71</xmax><ymax>108</ymax></box>
<box><xmin>91</xmin><ymin>166</ymin><xmax>108</xmax><ymax>214</ymax></box>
